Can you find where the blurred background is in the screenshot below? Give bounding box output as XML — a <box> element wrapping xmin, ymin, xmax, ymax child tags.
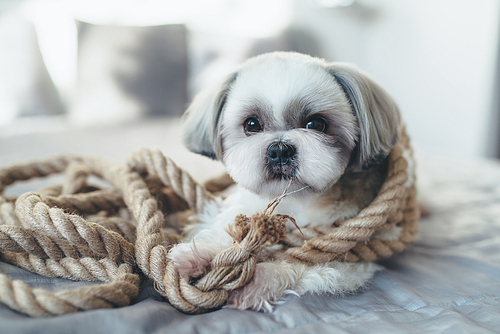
<box><xmin>0</xmin><ymin>0</ymin><xmax>499</xmax><ymax>160</ymax></box>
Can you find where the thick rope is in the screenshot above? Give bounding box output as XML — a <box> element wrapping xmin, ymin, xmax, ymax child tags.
<box><xmin>0</xmin><ymin>156</ymin><xmax>78</xmax><ymax>194</ymax></box>
<box><xmin>0</xmin><ymin>127</ymin><xmax>419</xmax><ymax>316</ymax></box>
<box><xmin>0</xmin><ymin>263</ymin><xmax>138</xmax><ymax>317</ymax></box>
<box><xmin>284</xmin><ymin>137</ymin><xmax>417</xmax><ymax>264</ymax></box>
<box><xmin>127</xmin><ymin>148</ymin><xmax>217</xmax><ymax>214</ymax></box>
<box><xmin>14</xmin><ymin>193</ymin><xmax>134</xmax><ymax>263</ymax></box>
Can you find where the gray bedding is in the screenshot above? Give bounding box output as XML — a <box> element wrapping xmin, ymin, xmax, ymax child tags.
<box><xmin>1</xmin><ymin>119</ymin><xmax>499</xmax><ymax>334</ymax></box>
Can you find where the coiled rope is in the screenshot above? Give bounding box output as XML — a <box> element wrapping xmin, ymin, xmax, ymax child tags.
<box><xmin>0</xmin><ymin>128</ymin><xmax>418</xmax><ymax>316</ymax></box>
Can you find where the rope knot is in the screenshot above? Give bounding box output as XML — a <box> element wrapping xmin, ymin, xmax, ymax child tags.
<box><xmin>226</xmin><ymin>212</ymin><xmax>288</xmax><ymax>254</ymax></box>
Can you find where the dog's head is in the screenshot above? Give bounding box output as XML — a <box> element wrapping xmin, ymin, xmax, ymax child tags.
<box><xmin>183</xmin><ymin>52</ymin><xmax>400</xmax><ymax>198</ymax></box>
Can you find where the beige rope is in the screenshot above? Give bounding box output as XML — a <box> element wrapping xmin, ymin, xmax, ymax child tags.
<box><xmin>284</xmin><ymin>135</ymin><xmax>418</xmax><ymax>264</ymax></box>
<box><xmin>0</xmin><ymin>156</ymin><xmax>77</xmax><ymax>193</ymax></box>
<box><xmin>0</xmin><ymin>156</ymin><xmax>141</xmax><ymax>316</ymax></box>
<box><xmin>14</xmin><ymin>193</ymin><xmax>134</xmax><ymax>263</ymax></box>
<box><xmin>127</xmin><ymin>148</ymin><xmax>217</xmax><ymax>214</ymax></box>
<box><xmin>0</xmin><ymin>263</ymin><xmax>138</xmax><ymax>317</ymax></box>
<box><xmin>0</xmin><ymin>127</ymin><xmax>419</xmax><ymax>316</ymax></box>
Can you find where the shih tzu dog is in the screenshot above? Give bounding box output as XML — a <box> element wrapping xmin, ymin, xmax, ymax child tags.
<box><xmin>168</xmin><ymin>52</ymin><xmax>405</xmax><ymax>312</ymax></box>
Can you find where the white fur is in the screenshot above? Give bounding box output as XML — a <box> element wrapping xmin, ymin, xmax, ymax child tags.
<box><xmin>227</xmin><ymin>261</ymin><xmax>380</xmax><ymax>312</ymax></box>
<box><xmin>174</xmin><ymin>52</ymin><xmax>402</xmax><ymax>312</ymax></box>
<box><xmin>221</xmin><ymin>54</ymin><xmax>355</xmax><ymax>197</ymax></box>
<box><xmin>169</xmin><ymin>185</ymin><xmax>381</xmax><ymax>312</ymax></box>
<box><xmin>168</xmin><ymin>229</ymin><xmax>228</xmax><ymax>281</ymax></box>
<box><xmin>192</xmin><ymin>186</ymin><xmax>362</xmax><ymax>235</ymax></box>
<box><xmin>402</xmin><ymin>147</ymin><xmax>416</xmax><ymax>188</ymax></box>
<box><xmin>373</xmin><ymin>224</ymin><xmax>403</xmax><ymax>241</ymax></box>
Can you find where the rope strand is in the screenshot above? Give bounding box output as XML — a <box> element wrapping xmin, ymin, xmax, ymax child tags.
<box><xmin>0</xmin><ymin>127</ymin><xmax>419</xmax><ymax>316</ymax></box>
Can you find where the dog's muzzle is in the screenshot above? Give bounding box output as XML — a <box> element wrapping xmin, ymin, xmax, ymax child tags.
<box><xmin>267</xmin><ymin>141</ymin><xmax>297</xmax><ymax>179</ymax></box>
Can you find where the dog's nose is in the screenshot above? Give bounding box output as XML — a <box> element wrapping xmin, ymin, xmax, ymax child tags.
<box><xmin>268</xmin><ymin>142</ymin><xmax>296</xmax><ymax>165</ymax></box>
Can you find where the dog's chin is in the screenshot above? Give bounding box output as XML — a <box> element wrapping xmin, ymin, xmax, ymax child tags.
<box><xmin>245</xmin><ymin>177</ymin><xmax>319</xmax><ymax>199</ymax></box>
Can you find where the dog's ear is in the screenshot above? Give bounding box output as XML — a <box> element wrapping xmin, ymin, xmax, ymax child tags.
<box><xmin>327</xmin><ymin>63</ymin><xmax>401</xmax><ymax>170</ymax></box>
<box><xmin>182</xmin><ymin>72</ymin><xmax>238</xmax><ymax>160</ymax></box>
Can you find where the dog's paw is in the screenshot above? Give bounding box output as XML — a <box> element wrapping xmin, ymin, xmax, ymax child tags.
<box><xmin>168</xmin><ymin>241</ymin><xmax>218</xmax><ymax>281</ymax></box>
<box><xmin>226</xmin><ymin>262</ymin><xmax>300</xmax><ymax>312</ymax></box>
<box><xmin>167</xmin><ymin>230</ymin><xmax>233</xmax><ymax>281</ymax></box>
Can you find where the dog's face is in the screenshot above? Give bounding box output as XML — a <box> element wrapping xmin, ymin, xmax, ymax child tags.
<box><xmin>183</xmin><ymin>52</ymin><xmax>400</xmax><ymax>198</ymax></box>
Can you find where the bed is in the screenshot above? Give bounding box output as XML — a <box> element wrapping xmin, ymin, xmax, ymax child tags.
<box><xmin>0</xmin><ymin>118</ymin><xmax>499</xmax><ymax>334</ymax></box>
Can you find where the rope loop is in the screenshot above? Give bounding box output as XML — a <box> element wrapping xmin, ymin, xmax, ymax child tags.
<box><xmin>0</xmin><ymin>126</ymin><xmax>419</xmax><ymax>316</ymax></box>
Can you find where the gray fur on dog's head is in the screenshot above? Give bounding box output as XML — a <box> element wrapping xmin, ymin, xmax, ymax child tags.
<box><xmin>183</xmin><ymin>72</ymin><xmax>238</xmax><ymax>160</ymax></box>
<box><xmin>327</xmin><ymin>63</ymin><xmax>401</xmax><ymax>170</ymax></box>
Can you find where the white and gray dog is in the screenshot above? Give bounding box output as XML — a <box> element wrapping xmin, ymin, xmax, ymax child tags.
<box><xmin>169</xmin><ymin>52</ymin><xmax>409</xmax><ymax>312</ymax></box>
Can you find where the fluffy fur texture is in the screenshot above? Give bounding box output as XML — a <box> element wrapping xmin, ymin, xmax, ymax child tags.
<box><xmin>227</xmin><ymin>261</ymin><xmax>381</xmax><ymax>312</ymax></box>
<box><xmin>172</xmin><ymin>52</ymin><xmax>404</xmax><ymax>312</ymax></box>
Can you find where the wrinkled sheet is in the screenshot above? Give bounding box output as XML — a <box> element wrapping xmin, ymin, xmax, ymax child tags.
<box><xmin>1</xmin><ymin>119</ymin><xmax>499</xmax><ymax>334</ymax></box>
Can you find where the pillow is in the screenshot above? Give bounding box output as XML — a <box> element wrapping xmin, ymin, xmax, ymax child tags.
<box><xmin>71</xmin><ymin>22</ymin><xmax>188</xmax><ymax>125</ymax></box>
<box><xmin>0</xmin><ymin>16</ymin><xmax>63</xmax><ymax>125</ymax></box>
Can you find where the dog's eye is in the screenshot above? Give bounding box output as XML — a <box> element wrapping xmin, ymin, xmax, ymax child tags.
<box><xmin>244</xmin><ymin>117</ymin><xmax>263</xmax><ymax>134</ymax></box>
<box><xmin>305</xmin><ymin>118</ymin><xmax>327</xmax><ymax>132</ymax></box>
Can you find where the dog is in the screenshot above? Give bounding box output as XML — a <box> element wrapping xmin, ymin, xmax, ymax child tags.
<box><xmin>168</xmin><ymin>52</ymin><xmax>406</xmax><ymax>312</ymax></box>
